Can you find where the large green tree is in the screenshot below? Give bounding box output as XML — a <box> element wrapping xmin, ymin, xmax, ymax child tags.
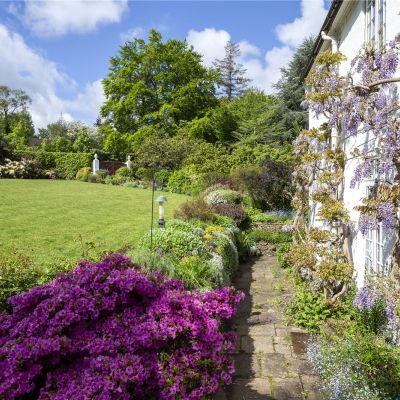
<box><xmin>273</xmin><ymin>36</ymin><xmax>315</xmax><ymax>136</ymax></box>
<box><xmin>213</xmin><ymin>41</ymin><xmax>251</xmax><ymax>101</ymax></box>
<box><xmin>101</xmin><ymin>30</ymin><xmax>218</xmax><ymax>142</ymax></box>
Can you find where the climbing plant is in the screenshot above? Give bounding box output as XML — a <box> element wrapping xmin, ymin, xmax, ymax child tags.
<box><xmin>292</xmin><ymin>34</ymin><xmax>400</xmax><ymax>301</ymax></box>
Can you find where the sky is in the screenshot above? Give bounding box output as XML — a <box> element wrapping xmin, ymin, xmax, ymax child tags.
<box><xmin>0</xmin><ymin>0</ymin><xmax>330</xmax><ymax>130</ymax></box>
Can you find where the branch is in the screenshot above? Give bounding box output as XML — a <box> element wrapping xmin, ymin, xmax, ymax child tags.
<box><xmin>354</xmin><ymin>77</ymin><xmax>400</xmax><ymax>91</ymax></box>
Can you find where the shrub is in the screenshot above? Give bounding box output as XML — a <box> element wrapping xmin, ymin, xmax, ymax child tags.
<box><xmin>75</xmin><ymin>166</ymin><xmax>92</xmax><ymax>181</ymax></box>
<box><xmin>353</xmin><ymin>287</ymin><xmax>391</xmax><ymax>335</ymax></box>
<box><xmin>114</xmin><ymin>166</ymin><xmax>132</xmax><ymax>179</ymax></box>
<box><xmin>0</xmin><ymin>158</ymin><xmax>41</xmax><ymax>179</ymax></box>
<box><xmin>167</xmin><ymin>165</ymin><xmax>205</xmax><ymax>195</ymax></box>
<box><xmin>127</xmin><ymin>249</ymin><xmax>176</xmax><ymax>277</ymax></box>
<box><xmin>285</xmin><ymin>284</ymin><xmax>333</xmax><ymax>332</ymax></box>
<box><xmin>213</xmin><ymin>234</ymin><xmax>239</xmax><ymax>278</ymax></box>
<box><xmin>138</xmin><ymin>227</ymin><xmax>210</xmax><ymax>261</ymax></box>
<box><xmin>205</xmin><ymin>189</ymin><xmax>242</xmax><ymax>205</ymax></box>
<box><xmin>308</xmin><ymin>335</ymin><xmax>400</xmax><ymax>400</ymax></box>
<box><xmin>248</xmin><ymin>229</ymin><xmax>292</xmax><ymax>244</ymax></box>
<box><xmin>12</xmin><ymin>150</ymin><xmax>92</xmax><ymax>179</ymax></box>
<box><xmin>96</xmin><ymin>169</ymin><xmax>110</xmax><ymax>180</ymax></box>
<box><xmin>174</xmin><ymin>197</ymin><xmax>214</xmax><ymax>222</ymax></box>
<box><xmin>245</xmin><ymin>207</ymin><xmax>270</xmax><ymax>223</ymax></box>
<box><xmin>276</xmin><ymin>242</ymin><xmax>292</xmax><ymax>268</ymax></box>
<box><xmin>232</xmin><ymin>159</ymin><xmax>292</xmax><ymax>210</ymax></box>
<box><xmin>212</xmin><ymin>203</ymin><xmax>248</xmax><ymax>227</ymax></box>
<box><xmin>88</xmin><ymin>173</ymin><xmax>102</xmax><ymax>183</ymax></box>
<box><xmin>0</xmin><ymin>254</ymin><xmax>244</xmax><ymax>399</ymax></box>
<box><xmin>212</xmin><ymin>214</ymin><xmax>236</xmax><ymax>228</ymax></box>
<box><xmin>0</xmin><ymin>252</ymin><xmax>42</xmax><ymax>311</ymax></box>
<box><xmin>175</xmin><ymin>256</ymin><xmax>214</xmax><ymax>291</ymax></box>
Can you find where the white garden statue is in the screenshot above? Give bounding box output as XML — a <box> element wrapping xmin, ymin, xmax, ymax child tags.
<box><xmin>92</xmin><ymin>154</ymin><xmax>99</xmax><ymax>175</ymax></box>
<box><xmin>126</xmin><ymin>155</ymin><xmax>132</xmax><ymax>171</ymax></box>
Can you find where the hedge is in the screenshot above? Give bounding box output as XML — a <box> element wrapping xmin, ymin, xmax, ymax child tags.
<box><xmin>12</xmin><ymin>150</ymin><xmax>92</xmax><ymax>179</ymax></box>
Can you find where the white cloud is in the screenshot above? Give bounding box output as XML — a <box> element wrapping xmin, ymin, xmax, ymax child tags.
<box><xmin>120</xmin><ymin>26</ymin><xmax>146</xmax><ymax>42</ymax></box>
<box><xmin>14</xmin><ymin>0</ymin><xmax>128</xmax><ymax>37</ymax></box>
<box><xmin>187</xmin><ymin>28</ymin><xmax>230</xmax><ymax>67</ymax></box>
<box><xmin>186</xmin><ymin>0</ymin><xmax>327</xmax><ymax>92</ymax></box>
<box><xmin>276</xmin><ymin>0</ymin><xmax>327</xmax><ymax>48</ymax></box>
<box><xmin>0</xmin><ymin>24</ymin><xmax>104</xmax><ymax>129</ymax></box>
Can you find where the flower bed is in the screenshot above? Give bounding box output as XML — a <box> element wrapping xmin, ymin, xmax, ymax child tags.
<box><xmin>0</xmin><ymin>254</ymin><xmax>243</xmax><ymax>399</ymax></box>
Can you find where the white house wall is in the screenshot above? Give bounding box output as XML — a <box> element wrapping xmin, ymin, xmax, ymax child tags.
<box><xmin>308</xmin><ymin>0</ymin><xmax>400</xmax><ymax>287</ymax></box>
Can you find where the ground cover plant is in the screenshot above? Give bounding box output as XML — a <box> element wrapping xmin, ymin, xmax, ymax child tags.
<box><xmin>0</xmin><ymin>180</ymin><xmax>187</xmax><ymax>267</ymax></box>
<box><xmin>0</xmin><ymin>253</ymin><xmax>244</xmax><ymax>399</ymax></box>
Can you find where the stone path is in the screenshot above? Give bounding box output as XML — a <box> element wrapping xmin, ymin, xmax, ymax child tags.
<box><xmin>215</xmin><ymin>255</ymin><xmax>323</xmax><ymax>400</ymax></box>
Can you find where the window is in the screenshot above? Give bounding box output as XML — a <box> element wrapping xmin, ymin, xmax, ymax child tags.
<box><xmin>364</xmin><ymin>185</ymin><xmax>388</xmax><ymax>275</ymax></box>
<box><xmin>366</xmin><ymin>0</ymin><xmax>386</xmax><ymax>46</ymax></box>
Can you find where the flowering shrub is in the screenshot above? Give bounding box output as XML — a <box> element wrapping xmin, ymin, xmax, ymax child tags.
<box><xmin>205</xmin><ymin>189</ymin><xmax>242</xmax><ymax>206</ymax></box>
<box><xmin>0</xmin><ymin>158</ymin><xmax>40</xmax><ymax>179</ymax></box>
<box><xmin>353</xmin><ymin>286</ymin><xmax>392</xmax><ymax>335</ymax></box>
<box><xmin>174</xmin><ymin>197</ymin><xmax>214</xmax><ymax>222</ymax></box>
<box><xmin>308</xmin><ymin>335</ymin><xmax>400</xmax><ymax>400</ymax></box>
<box><xmin>0</xmin><ymin>254</ymin><xmax>244</xmax><ymax>399</ymax></box>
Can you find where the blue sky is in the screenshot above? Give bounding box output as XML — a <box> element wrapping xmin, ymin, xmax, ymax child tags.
<box><xmin>0</xmin><ymin>0</ymin><xmax>329</xmax><ymax>129</ymax></box>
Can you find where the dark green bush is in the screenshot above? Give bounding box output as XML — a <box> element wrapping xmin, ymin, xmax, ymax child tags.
<box><xmin>211</xmin><ymin>203</ymin><xmax>248</xmax><ymax>227</ymax></box>
<box><xmin>88</xmin><ymin>174</ymin><xmax>102</xmax><ymax>183</ymax></box>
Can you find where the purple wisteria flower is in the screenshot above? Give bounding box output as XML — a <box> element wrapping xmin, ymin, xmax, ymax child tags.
<box><xmin>353</xmin><ymin>287</ymin><xmax>381</xmax><ymax>309</ymax></box>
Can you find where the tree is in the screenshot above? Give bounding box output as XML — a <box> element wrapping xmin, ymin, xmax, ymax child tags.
<box><xmin>228</xmin><ymin>90</ymin><xmax>287</xmax><ymax>146</ymax></box>
<box><xmin>273</xmin><ymin>37</ymin><xmax>315</xmax><ymax>138</ymax></box>
<box><xmin>213</xmin><ymin>41</ymin><xmax>251</xmax><ymax>101</ymax></box>
<box><xmin>101</xmin><ymin>30</ymin><xmax>218</xmax><ymax>140</ymax></box>
<box><xmin>0</xmin><ymin>86</ymin><xmax>31</xmax><ymax>136</ymax></box>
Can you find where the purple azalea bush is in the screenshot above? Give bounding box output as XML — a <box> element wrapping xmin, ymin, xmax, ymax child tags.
<box><xmin>0</xmin><ymin>254</ymin><xmax>244</xmax><ymax>400</ymax></box>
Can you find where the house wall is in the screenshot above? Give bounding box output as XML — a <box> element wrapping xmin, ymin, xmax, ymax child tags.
<box><xmin>308</xmin><ymin>0</ymin><xmax>400</xmax><ymax>287</ymax></box>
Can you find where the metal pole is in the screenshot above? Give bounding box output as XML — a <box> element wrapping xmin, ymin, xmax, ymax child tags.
<box><xmin>150</xmin><ymin>169</ymin><xmax>155</xmax><ymax>248</ymax></box>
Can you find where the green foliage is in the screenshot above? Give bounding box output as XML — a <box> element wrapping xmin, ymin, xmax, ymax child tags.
<box><xmin>311</xmin><ymin>335</ymin><xmax>400</xmax><ymax>399</ymax></box>
<box><xmin>114</xmin><ymin>166</ymin><xmax>132</xmax><ymax>179</ymax></box>
<box><xmin>212</xmin><ymin>234</ymin><xmax>239</xmax><ymax>278</ymax></box>
<box><xmin>127</xmin><ymin>249</ymin><xmax>176</xmax><ymax>277</ymax></box>
<box><xmin>0</xmin><ymin>252</ymin><xmax>42</xmax><ymax>310</ymax></box>
<box><xmin>286</xmin><ymin>284</ymin><xmax>333</xmax><ymax>332</ymax></box>
<box><xmin>355</xmin><ymin>297</ymin><xmax>389</xmax><ymax>335</ymax></box>
<box><xmin>211</xmin><ymin>203</ymin><xmax>248</xmax><ymax>227</ymax></box>
<box><xmin>276</xmin><ymin>242</ymin><xmax>292</xmax><ymax>268</ymax></box>
<box><xmin>75</xmin><ymin>167</ymin><xmax>92</xmax><ymax>181</ymax></box>
<box><xmin>101</xmin><ymin>30</ymin><xmax>218</xmax><ymax>136</ymax></box>
<box><xmin>167</xmin><ymin>165</ymin><xmax>205</xmax><ymax>195</ymax></box>
<box><xmin>0</xmin><ymin>251</ymin><xmax>75</xmax><ymax>311</ymax></box>
<box><xmin>212</xmin><ymin>214</ymin><xmax>236</xmax><ymax>229</ymax></box>
<box><xmin>175</xmin><ymin>256</ymin><xmax>213</xmax><ymax>291</ymax></box>
<box><xmin>273</xmin><ymin>37</ymin><xmax>316</xmax><ymax>139</ymax></box>
<box><xmin>12</xmin><ymin>150</ymin><xmax>92</xmax><ymax>179</ymax></box>
<box><xmin>245</xmin><ymin>207</ymin><xmax>269</xmax><ymax>223</ymax></box>
<box><xmin>248</xmin><ymin>229</ymin><xmax>291</xmax><ymax>244</ymax></box>
<box><xmin>213</xmin><ymin>41</ymin><xmax>251</xmax><ymax>100</ymax></box>
<box><xmin>174</xmin><ymin>197</ymin><xmax>214</xmax><ymax>222</ymax></box>
<box><xmin>138</xmin><ymin>226</ymin><xmax>210</xmax><ymax>261</ymax></box>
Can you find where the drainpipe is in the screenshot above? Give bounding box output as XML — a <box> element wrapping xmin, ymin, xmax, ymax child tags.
<box><xmin>321</xmin><ymin>31</ymin><xmax>338</xmax><ymax>53</ymax></box>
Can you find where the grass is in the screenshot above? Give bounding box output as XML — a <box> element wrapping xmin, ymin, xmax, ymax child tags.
<box><xmin>0</xmin><ymin>180</ymin><xmax>188</xmax><ymax>266</ymax></box>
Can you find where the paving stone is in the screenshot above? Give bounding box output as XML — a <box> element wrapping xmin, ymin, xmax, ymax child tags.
<box><xmin>262</xmin><ymin>353</ymin><xmax>289</xmax><ymax>378</ymax></box>
<box><xmin>218</xmin><ymin>255</ymin><xmax>322</xmax><ymax>399</ymax></box>
<box><xmin>225</xmin><ymin>378</ymin><xmax>273</xmax><ymax>399</ymax></box>
<box><xmin>233</xmin><ymin>354</ymin><xmax>262</xmax><ymax>378</ymax></box>
<box><xmin>272</xmin><ymin>377</ymin><xmax>303</xmax><ymax>400</ymax></box>
<box><xmin>241</xmin><ymin>335</ymin><xmax>275</xmax><ymax>354</ymax></box>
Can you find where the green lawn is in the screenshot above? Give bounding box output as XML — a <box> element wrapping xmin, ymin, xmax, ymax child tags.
<box><xmin>0</xmin><ymin>180</ymin><xmax>187</xmax><ymax>266</ymax></box>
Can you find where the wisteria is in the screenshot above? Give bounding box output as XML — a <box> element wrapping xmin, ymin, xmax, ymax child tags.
<box><xmin>0</xmin><ymin>254</ymin><xmax>244</xmax><ymax>400</ymax></box>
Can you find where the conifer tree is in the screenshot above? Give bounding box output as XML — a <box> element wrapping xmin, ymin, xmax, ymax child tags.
<box><xmin>213</xmin><ymin>41</ymin><xmax>251</xmax><ymax>100</ymax></box>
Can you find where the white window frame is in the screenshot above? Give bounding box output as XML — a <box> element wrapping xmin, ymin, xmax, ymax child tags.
<box><xmin>366</xmin><ymin>0</ymin><xmax>386</xmax><ymax>47</ymax></box>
